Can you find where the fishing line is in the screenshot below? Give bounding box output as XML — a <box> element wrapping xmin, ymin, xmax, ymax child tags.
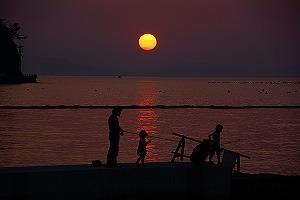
<box><xmin>222</xmin><ymin>139</ymin><xmax>241</xmax><ymax>145</ymax></box>
<box><xmin>124</xmin><ymin>130</ymin><xmax>178</xmax><ymax>142</ymax></box>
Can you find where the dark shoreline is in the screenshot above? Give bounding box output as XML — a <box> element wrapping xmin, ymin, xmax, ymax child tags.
<box><xmin>0</xmin><ymin>105</ymin><xmax>300</xmax><ymax>109</ymax></box>
<box><xmin>0</xmin><ymin>74</ymin><xmax>37</xmax><ymax>84</ymax></box>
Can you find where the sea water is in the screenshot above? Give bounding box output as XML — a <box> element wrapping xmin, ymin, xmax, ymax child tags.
<box><xmin>0</xmin><ymin>76</ymin><xmax>299</xmax><ymax>175</ymax></box>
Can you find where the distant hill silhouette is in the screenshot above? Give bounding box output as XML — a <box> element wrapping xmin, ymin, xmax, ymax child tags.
<box><xmin>0</xmin><ymin>19</ymin><xmax>36</xmax><ymax>83</ymax></box>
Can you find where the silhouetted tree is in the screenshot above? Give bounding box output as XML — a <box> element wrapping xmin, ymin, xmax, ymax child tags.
<box><xmin>0</xmin><ymin>19</ymin><xmax>27</xmax><ymax>77</ymax></box>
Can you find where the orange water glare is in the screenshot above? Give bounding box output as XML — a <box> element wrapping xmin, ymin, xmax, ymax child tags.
<box><xmin>136</xmin><ymin>81</ymin><xmax>159</xmax><ymax>161</ymax></box>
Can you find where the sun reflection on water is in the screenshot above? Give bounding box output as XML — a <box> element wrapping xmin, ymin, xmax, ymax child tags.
<box><xmin>136</xmin><ymin>81</ymin><xmax>160</xmax><ymax>161</ymax></box>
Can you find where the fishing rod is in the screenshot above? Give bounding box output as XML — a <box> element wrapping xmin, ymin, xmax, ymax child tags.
<box><xmin>221</xmin><ymin>139</ymin><xmax>250</xmax><ymax>159</ymax></box>
<box><xmin>172</xmin><ymin>133</ymin><xmax>203</xmax><ymax>143</ymax></box>
<box><xmin>124</xmin><ymin>130</ymin><xmax>178</xmax><ymax>142</ymax></box>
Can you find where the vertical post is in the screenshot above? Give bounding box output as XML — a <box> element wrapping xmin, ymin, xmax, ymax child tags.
<box><xmin>236</xmin><ymin>153</ymin><xmax>241</xmax><ymax>173</ymax></box>
<box><xmin>180</xmin><ymin>138</ymin><xmax>185</xmax><ymax>161</ymax></box>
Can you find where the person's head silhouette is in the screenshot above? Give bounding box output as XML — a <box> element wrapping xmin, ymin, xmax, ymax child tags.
<box><xmin>112</xmin><ymin>106</ymin><xmax>122</xmax><ymax>116</ymax></box>
<box><xmin>216</xmin><ymin>124</ymin><xmax>223</xmax><ymax>132</ymax></box>
<box><xmin>139</xmin><ymin>130</ymin><xmax>148</xmax><ymax>138</ymax></box>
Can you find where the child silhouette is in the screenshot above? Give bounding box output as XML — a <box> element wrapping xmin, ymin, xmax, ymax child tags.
<box><xmin>136</xmin><ymin>130</ymin><xmax>151</xmax><ymax>166</ymax></box>
<box><xmin>208</xmin><ymin>124</ymin><xmax>223</xmax><ymax>165</ymax></box>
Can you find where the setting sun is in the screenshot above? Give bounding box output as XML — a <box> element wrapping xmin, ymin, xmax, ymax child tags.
<box><xmin>138</xmin><ymin>34</ymin><xmax>157</xmax><ymax>51</ymax></box>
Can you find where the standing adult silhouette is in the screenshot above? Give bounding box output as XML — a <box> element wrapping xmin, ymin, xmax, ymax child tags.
<box><xmin>106</xmin><ymin>106</ymin><xmax>124</xmax><ymax>167</ymax></box>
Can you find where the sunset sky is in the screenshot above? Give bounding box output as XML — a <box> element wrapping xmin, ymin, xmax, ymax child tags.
<box><xmin>1</xmin><ymin>0</ymin><xmax>300</xmax><ymax>76</ymax></box>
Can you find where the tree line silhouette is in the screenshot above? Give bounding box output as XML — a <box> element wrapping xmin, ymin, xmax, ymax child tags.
<box><xmin>0</xmin><ymin>19</ymin><xmax>36</xmax><ymax>83</ymax></box>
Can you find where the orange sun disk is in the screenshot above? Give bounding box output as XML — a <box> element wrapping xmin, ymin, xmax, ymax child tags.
<box><xmin>138</xmin><ymin>34</ymin><xmax>157</xmax><ymax>51</ymax></box>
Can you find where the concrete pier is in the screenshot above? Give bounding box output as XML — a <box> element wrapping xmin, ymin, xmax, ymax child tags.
<box><xmin>0</xmin><ymin>162</ymin><xmax>232</xmax><ymax>200</ymax></box>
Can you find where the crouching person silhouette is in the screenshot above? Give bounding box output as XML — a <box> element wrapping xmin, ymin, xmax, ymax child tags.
<box><xmin>190</xmin><ymin>139</ymin><xmax>212</xmax><ymax>165</ymax></box>
<box><xmin>136</xmin><ymin>130</ymin><xmax>151</xmax><ymax>166</ymax></box>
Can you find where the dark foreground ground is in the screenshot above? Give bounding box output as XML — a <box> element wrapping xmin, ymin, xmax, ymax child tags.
<box><xmin>0</xmin><ymin>163</ymin><xmax>299</xmax><ymax>200</ymax></box>
<box><xmin>230</xmin><ymin>172</ymin><xmax>300</xmax><ymax>200</ymax></box>
<box><xmin>111</xmin><ymin>173</ymin><xmax>300</xmax><ymax>200</ymax></box>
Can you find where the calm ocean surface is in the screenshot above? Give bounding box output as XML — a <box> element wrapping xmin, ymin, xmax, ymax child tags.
<box><xmin>0</xmin><ymin>76</ymin><xmax>299</xmax><ymax>175</ymax></box>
